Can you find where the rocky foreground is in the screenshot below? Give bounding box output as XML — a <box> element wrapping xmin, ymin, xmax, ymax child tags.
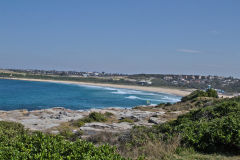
<box><xmin>0</xmin><ymin>106</ymin><xmax>186</xmax><ymax>137</ymax></box>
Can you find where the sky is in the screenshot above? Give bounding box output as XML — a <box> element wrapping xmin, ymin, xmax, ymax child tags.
<box><xmin>0</xmin><ymin>0</ymin><xmax>239</xmax><ymax>77</ymax></box>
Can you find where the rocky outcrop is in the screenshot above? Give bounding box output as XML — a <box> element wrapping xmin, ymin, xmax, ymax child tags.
<box><xmin>0</xmin><ymin>106</ymin><xmax>185</xmax><ymax>136</ymax></box>
<box><xmin>149</xmin><ymin>117</ymin><xmax>166</xmax><ymax>124</ymax></box>
<box><xmin>80</xmin><ymin>122</ymin><xmax>133</xmax><ymax>136</ymax></box>
<box><xmin>0</xmin><ymin>107</ymin><xmax>83</xmax><ymax>131</ymax></box>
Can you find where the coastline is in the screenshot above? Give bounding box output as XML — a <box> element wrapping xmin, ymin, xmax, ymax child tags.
<box><xmin>1</xmin><ymin>77</ymin><xmax>193</xmax><ymax>96</ymax></box>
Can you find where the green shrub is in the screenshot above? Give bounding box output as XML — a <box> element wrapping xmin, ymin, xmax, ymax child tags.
<box><xmin>206</xmin><ymin>88</ymin><xmax>218</xmax><ymax>98</ymax></box>
<box><xmin>162</xmin><ymin>99</ymin><xmax>240</xmax><ymax>153</ymax></box>
<box><xmin>88</xmin><ymin>112</ymin><xmax>107</xmax><ymax>122</ymax></box>
<box><xmin>124</xmin><ymin>96</ymin><xmax>240</xmax><ymax>154</ymax></box>
<box><xmin>181</xmin><ymin>90</ymin><xmax>206</xmax><ymax>102</ymax></box>
<box><xmin>0</xmin><ymin>121</ymin><xmax>26</xmax><ymax>143</ymax></box>
<box><xmin>165</xmin><ymin>102</ymin><xmax>172</xmax><ymax>106</ymax></box>
<box><xmin>173</xmin><ymin>100</ymin><xmax>240</xmax><ymax>152</ymax></box>
<box><xmin>181</xmin><ymin>89</ymin><xmax>218</xmax><ymax>102</ymax></box>
<box><xmin>104</xmin><ymin>112</ymin><xmax>114</xmax><ymax>117</ymax></box>
<box><xmin>72</xmin><ymin>112</ymin><xmax>107</xmax><ymax>127</ymax></box>
<box><xmin>0</xmin><ymin>121</ymin><xmax>125</xmax><ymax>160</ymax></box>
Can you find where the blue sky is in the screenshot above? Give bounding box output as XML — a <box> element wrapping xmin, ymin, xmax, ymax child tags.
<box><xmin>0</xmin><ymin>1</ymin><xmax>239</xmax><ymax>77</ymax></box>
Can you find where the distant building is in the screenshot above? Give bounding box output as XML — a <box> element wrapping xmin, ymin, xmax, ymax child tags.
<box><xmin>195</xmin><ymin>75</ymin><xmax>201</xmax><ymax>80</ymax></box>
<box><xmin>216</xmin><ymin>89</ymin><xmax>224</xmax><ymax>93</ymax></box>
<box><xmin>163</xmin><ymin>76</ymin><xmax>173</xmax><ymax>81</ymax></box>
<box><xmin>93</xmin><ymin>72</ymin><xmax>99</xmax><ymax>76</ymax></box>
<box><xmin>195</xmin><ymin>80</ymin><xmax>201</xmax><ymax>83</ymax></box>
<box><xmin>208</xmin><ymin>76</ymin><xmax>214</xmax><ymax>80</ymax></box>
<box><xmin>208</xmin><ymin>85</ymin><xmax>212</xmax><ymax>89</ymax></box>
<box><xmin>138</xmin><ymin>80</ymin><xmax>152</xmax><ymax>86</ymax></box>
<box><xmin>172</xmin><ymin>81</ymin><xmax>178</xmax><ymax>85</ymax></box>
<box><xmin>83</xmin><ymin>74</ymin><xmax>88</xmax><ymax>77</ymax></box>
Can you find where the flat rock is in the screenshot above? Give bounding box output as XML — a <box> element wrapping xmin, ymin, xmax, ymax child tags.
<box><xmin>0</xmin><ymin>106</ymin><xmax>175</xmax><ymax>135</ymax></box>
<box><xmin>0</xmin><ymin>107</ymin><xmax>83</xmax><ymax>131</ymax></box>
<box><xmin>149</xmin><ymin>117</ymin><xmax>166</xmax><ymax>124</ymax></box>
<box><xmin>80</xmin><ymin>122</ymin><xmax>133</xmax><ymax>136</ymax></box>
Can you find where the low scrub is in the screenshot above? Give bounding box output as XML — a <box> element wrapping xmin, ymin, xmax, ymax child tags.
<box><xmin>0</xmin><ymin>121</ymin><xmax>124</xmax><ymax>159</ymax></box>
<box><xmin>181</xmin><ymin>89</ymin><xmax>218</xmax><ymax>102</ymax></box>
<box><xmin>175</xmin><ymin>100</ymin><xmax>240</xmax><ymax>153</ymax></box>
<box><xmin>72</xmin><ymin>112</ymin><xmax>111</xmax><ymax>127</ymax></box>
<box><xmin>119</xmin><ymin>118</ymin><xmax>135</xmax><ymax>123</ymax></box>
<box><xmin>118</xmin><ymin>96</ymin><xmax>240</xmax><ymax>159</ymax></box>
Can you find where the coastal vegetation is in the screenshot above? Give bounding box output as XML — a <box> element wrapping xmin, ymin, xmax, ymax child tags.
<box><xmin>87</xmin><ymin>91</ymin><xmax>240</xmax><ymax>159</ymax></box>
<box><xmin>0</xmin><ymin>121</ymin><xmax>124</xmax><ymax>159</ymax></box>
<box><xmin>0</xmin><ymin>90</ymin><xmax>240</xmax><ymax>159</ymax></box>
<box><xmin>113</xmin><ymin>92</ymin><xmax>240</xmax><ymax>159</ymax></box>
<box><xmin>71</xmin><ymin>112</ymin><xmax>114</xmax><ymax>127</ymax></box>
<box><xmin>181</xmin><ymin>88</ymin><xmax>218</xmax><ymax>102</ymax></box>
<box><xmin>118</xmin><ymin>117</ymin><xmax>135</xmax><ymax>123</ymax></box>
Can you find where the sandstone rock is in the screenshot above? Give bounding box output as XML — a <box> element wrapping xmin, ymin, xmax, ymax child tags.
<box><xmin>0</xmin><ymin>106</ymin><xmax>171</xmax><ymax>134</ymax></box>
<box><xmin>80</xmin><ymin>122</ymin><xmax>133</xmax><ymax>136</ymax></box>
<box><xmin>149</xmin><ymin>117</ymin><xmax>166</xmax><ymax>124</ymax></box>
<box><xmin>170</xmin><ymin>111</ymin><xmax>183</xmax><ymax>115</ymax></box>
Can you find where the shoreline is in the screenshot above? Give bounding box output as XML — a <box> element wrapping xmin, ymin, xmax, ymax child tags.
<box><xmin>1</xmin><ymin>77</ymin><xmax>193</xmax><ymax>96</ymax></box>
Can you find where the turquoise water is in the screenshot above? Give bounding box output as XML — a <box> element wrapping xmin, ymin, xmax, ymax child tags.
<box><xmin>0</xmin><ymin>79</ymin><xmax>181</xmax><ymax>111</ymax></box>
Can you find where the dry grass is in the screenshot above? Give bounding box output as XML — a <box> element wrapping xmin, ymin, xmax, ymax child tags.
<box><xmin>104</xmin><ymin>113</ymin><xmax>118</xmax><ymax>123</ymax></box>
<box><xmin>132</xmin><ymin>98</ymin><xmax>215</xmax><ymax>122</ymax></box>
<box><xmin>171</xmin><ymin>151</ymin><xmax>240</xmax><ymax>160</ymax></box>
<box><xmin>119</xmin><ymin>136</ymin><xmax>181</xmax><ymax>160</ymax></box>
<box><xmin>133</xmin><ymin>106</ymin><xmax>162</xmax><ymax>112</ymax></box>
<box><xmin>118</xmin><ymin>117</ymin><xmax>136</xmax><ymax>123</ymax></box>
<box><xmin>87</xmin><ymin>132</ymin><xmax>182</xmax><ymax>159</ymax></box>
<box><xmin>86</xmin><ymin>131</ymin><xmax>120</xmax><ymax>145</ymax></box>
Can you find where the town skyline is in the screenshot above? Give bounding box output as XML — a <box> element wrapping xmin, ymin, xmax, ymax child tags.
<box><xmin>1</xmin><ymin>67</ymin><xmax>240</xmax><ymax>79</ymax></box>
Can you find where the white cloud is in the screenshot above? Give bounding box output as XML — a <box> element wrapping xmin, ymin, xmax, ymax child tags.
<box><xmin>177</xmin><ymin>49</ymin><xmax>201</xmax><ymax>54</ymax></box>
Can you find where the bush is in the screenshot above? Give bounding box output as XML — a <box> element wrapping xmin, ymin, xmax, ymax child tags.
<box><xmin>174</xmin><ymin>100</ymin><xmax>240</xmax><ymax>152</ymax></box>
<box><xmin>181</xmin><ymin>90</ymin><xmax>206</xmax><ymax>102</ymax></box>
<box><xmin>72</xmin><ymin>112</ymin><xmax>107</xmax><ymax>127</ymax></box>
<box><xmin>161</xmin><ymin>99</ymin><xmax>240</xmax><ymax>153</ymax></box>
<box><xmin>181</xmin><ymin>89</ymin><xmax>218</xmax><ymax>102</ymax></box>
<box><xmin>165</xmin><ymin>102</ymin><xmax>172</xmax><ymax>106</ymax></box>
<box><xmin>123</xmin><ymin>96</ymin><xmax>240</xmax><ymax>154</ymax></box>
<box><xmin>104</xmin><ymin>112</ymin><xmax>114</xmax><ymax>117</ymax></box>
<box><xmin>88</xmin><ymin>112</ymin><xmax>107</xmax><ymax>122</ymax></box>
<box><xmin>206</xmin><ymin>88</ymin><xmax>218</xmax><ymax>98</ymax></box>
<box><xmin>0</xmin><ymin>121</ymin><xmax>125</xmax><ymax>159</ymax></box>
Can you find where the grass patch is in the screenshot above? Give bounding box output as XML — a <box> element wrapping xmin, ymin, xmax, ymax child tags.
<box><xmin>71</xmin><ymin>112</ymin><xmax>115</xmax><ymax>127</ymax></box>
<box><xmin>118</xmin><ymin>118</ymin><xmax>135</xmax><ymax>123</ymax></box>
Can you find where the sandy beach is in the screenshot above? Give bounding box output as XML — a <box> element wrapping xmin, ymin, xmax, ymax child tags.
<box><xmin>2</xmin><ymin>78</ymin><xmax>194</xmax><ymax>96</ymax></box>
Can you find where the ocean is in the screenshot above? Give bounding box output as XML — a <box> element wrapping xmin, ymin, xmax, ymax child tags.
<box><xmin>0</xmin><ymin>79</ymin><xmax>181</xmax><ymax>111</ymax></box>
